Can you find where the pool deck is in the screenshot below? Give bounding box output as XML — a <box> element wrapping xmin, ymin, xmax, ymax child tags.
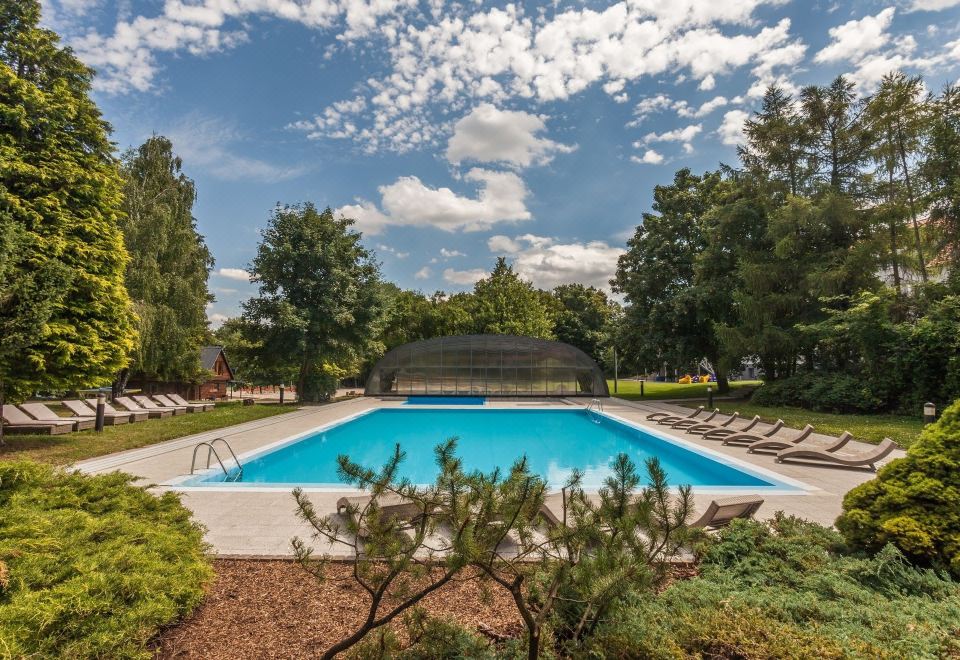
<box><xmin>73</xmin><ymin>396</ymin><xmax>905</xmax><ymax>557</ymax></box>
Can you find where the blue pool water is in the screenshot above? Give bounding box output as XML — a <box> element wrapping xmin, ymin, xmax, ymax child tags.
<box><xmin>405</xmin><ymin>396</ymin><xmax>486</xmax><ymax>406</ymax></box>
<box><xmin>184</xmin><ymin>409</ymin><xmax>786</xmax><ymax>489</ymax></box>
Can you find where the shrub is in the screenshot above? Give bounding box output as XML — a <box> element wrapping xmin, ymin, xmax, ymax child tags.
<box><xmin>0</xmin><ymin>461</ymin><xmax>212</xmax><ymax>658</ymax></box>
<box><xmin>751</xmin><ymin>372</ymin><xmax>884</xmax><ymax>414</ymax></box>
<box><xmin>583</xmin><ymin>515</ymin><xmax>960</xmax><ymax>658</ymax></box>
<box><xmin>837</xmin><ymin>398</ymin><xmax>960</xmax><ymax>577</ymax></box>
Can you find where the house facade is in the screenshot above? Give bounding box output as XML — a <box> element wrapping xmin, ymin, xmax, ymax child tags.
<box><xmin>126</xmin><ymin>345</ymin><xmax>236</xmax><ymax>401</ymax></box>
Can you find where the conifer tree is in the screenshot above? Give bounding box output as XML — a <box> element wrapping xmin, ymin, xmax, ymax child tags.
<box><xmin>472</xmin><ymin>258</ymin><xmax>554</xmax><ymax>338</ymax></box>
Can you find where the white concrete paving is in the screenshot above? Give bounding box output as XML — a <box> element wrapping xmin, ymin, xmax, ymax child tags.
<box><xmin>73</xmin><ymin>396</ymin><xmax>905</xmax><ymax>557</ymax></box>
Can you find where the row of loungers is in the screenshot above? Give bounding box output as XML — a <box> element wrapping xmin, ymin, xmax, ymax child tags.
<box><xmin>647</xmin><ymin>406</ymin><xmax>899</xmax><ymax>471</ymax></box>
<box><xmin>336</xmin><ymin>492</ymin><xmax>764</xmax><ymax>543</ymax></box>
<box><xmin>1</xmin><ymin>394</ymin><xmax>215</xmax><ymax>435</ymax></box>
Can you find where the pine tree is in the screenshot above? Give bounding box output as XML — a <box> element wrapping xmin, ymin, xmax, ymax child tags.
<box><xmin>921</xmin><ymin>84</ymin><xmax>960</xmax><ymax>285</ymax></box>
<box><xmin>0</xmin><ymin>1</ymin><xmax>135</xmax><ymax>404</ymax></box>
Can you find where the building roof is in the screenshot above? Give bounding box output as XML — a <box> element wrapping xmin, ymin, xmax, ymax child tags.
<box><xmin>200</xmin><ymin>345</ymin><xmax>224</xmax><ymax>370</ymax></box>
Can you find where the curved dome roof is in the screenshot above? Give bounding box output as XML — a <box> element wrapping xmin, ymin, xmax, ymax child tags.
<box><xmin>365</xmin><ymin>334</ymin><xmax>608</xmax><ymax>397</ymax></box>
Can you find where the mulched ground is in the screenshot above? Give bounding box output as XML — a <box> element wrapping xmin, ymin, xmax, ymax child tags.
<box><xmin>152</xmin><ymin>559</ymin><xmax>524</xmax><ymax>659</ymax></box>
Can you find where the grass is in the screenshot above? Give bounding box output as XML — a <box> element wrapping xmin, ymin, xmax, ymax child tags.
<box><xmin>607</xmin><ymin>379</ymin><xmax>762</xmax><ymax>400</ymax></box>
<box><xmin>0</xmin><ymin>400</ymin><xmax>298</xmax><ymax>465</ymax></box>
<box><xmin>679</xmin><ymin>400</ymin><xmax>925</xmax><ymax>448</ymax></box>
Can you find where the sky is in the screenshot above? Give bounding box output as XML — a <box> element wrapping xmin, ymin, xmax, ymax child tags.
<box><xmin>40</xmin><ymin>0</ymin><xmax>960</xmax><ymax>326</ymax></box>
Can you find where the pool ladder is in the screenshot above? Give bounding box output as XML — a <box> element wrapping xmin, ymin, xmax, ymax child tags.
<box><xmin>190</xmin><ymin>438</ymin><xmax>243</xmax><ymax>481</ymax></box>
<box><xmin>585</xmin><ymin>398</ymin><xmax>603</xmax><ymax>423</ymax></box>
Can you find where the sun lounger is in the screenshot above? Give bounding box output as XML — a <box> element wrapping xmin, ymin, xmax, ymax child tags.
<box><xmin>132</xmin><ymin>395</ymin><xmax>186</xmax><ymax>415</ymax></box>
<box><xmin>668</xmin><ymin>408</ymin><xmax>720</xmax><ymax>429</ymax></box>
<box><xmin>749</xmin><ymin>428</ymin><xmax>850</xmax><ymax>454</ymax></box>
<box><xmin>167</xmin><ymin>393</ymin><xmax>215</xmax><ymax>411</ymax></box>
<box><xmin>114</xmin><ymin>396</ymin><xmax>172</xmax><ymax>419</ymax></box>
<box><xmin>689</xmin><ymin>495</ymin><xmax>764</xmax><ymax>530</ymax></box>
<box><xmin>89</xmin><ymin>399</ymin><xmax>149</xmax><ymax>422</ymax></box>
<box><xmin>61</xmin><ymin>400</ymin><xmax>130</xmax><ymax>425</ymax></box>
<box><xmin>704</xmin><ymin>418</ymin><xmax>781</xmax><ymax>441</ymax></box>
<box><xmin>687</xmin><ymin>412</ymin><xmax>760</xmax><ymax>435</ymax></box>
<box><xmin>776</xmin><ymin>438</ymin><xmax>900</xmax><ymax>471</ymax></box>
<box><xmin>153</xmin><ymin>394</ymin><xmax>205</xmax><ymax>413</ymax></box>
<box><xmin>646</xmin><ymin>405</ymin><xmax>703</xmax><ymax>423</ymax></box>
<box><xmin>2</xmin><ymin>405</ymin><xmax>75</xmax><ymax>435</ymax></box>
<box><xmin>336</xmin><ymin>494</ymin><xmax>426</xmax><ymax>539</ymax></box>
<box><xmin>720</xmin><ymin>420</ymin><xmax>792</xmax><ymax>446</ymax></box>
<box><xmin>19</xmin><ymin>402</ymin><xmax>95</xmax><ymax>431</ymax></box>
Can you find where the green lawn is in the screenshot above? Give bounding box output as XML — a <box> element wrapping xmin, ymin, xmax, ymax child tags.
<box><xmin>677</xmin><ymin>401</ymin><xmax>925</xmax><ymax>449</ymax></box>
<box><xmin>607</xmin><ymin>379</ymin><xmax>762</xmax><ymax>400</ymax></box>
<box><xmin>0</xmin><ymin>401</ymin><xmax>299</xmax><ymax>465</ymax></box>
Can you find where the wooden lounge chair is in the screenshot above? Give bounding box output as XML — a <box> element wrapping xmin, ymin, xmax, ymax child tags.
<box><xmin>132</xmin><ymin>395</ymin><xmax>186</xmax><ymax>415</ymax></box>
<box><xmin>668</xmin><ymin>408</ymin><xmax>720</xmax><ymax>429</ymax></box>
<box><xmin>167</xmin><ymin>393</ymin><xmax>215</xmax><ymax>412</ymax></box>
<box><xmin>741</xmin><ymin>424</ymin><xmax>815</xmax><ymax>452</ymax></box>
<box><xmin>704</xmin><ymin>418</ymin><xmax>781</xmax><ymax>442</ymax></box>
<box><xmin>153</xmin><ymin>394</ymin><xmax>204</xmax><ymax>413</ymax></box>
<box><xmin>776</xmin><ymin>438</ymin><xmax>900</xmax><ymax>471</ymax></box>
<box><xmin>646</xmin><ymin>405</ymin><xmax>703</xmax><ymax>423</ymax></box>
<box><xmin>19</xmin><ymin>402</ymin><xmax>95</xmax><ymax>431</ymax></box>
<box><xmin>686</xmin><ymin>412</ymin><xmax>750</xmax><ymax>436</ymax></box>
<box><xmin>336</xmin><ymin>494</ymin><xmax>426</xmax><ymax>539</ymax></box>
<box><xmin>89</xmin><ymin>399</ymin><xmax>149</xmax><ymax>422</ymax></box>
<box><xmin>61</xmin><ymin>400</ymin><xmax>130</xmax><ymax>425</ymax></box>
<box><xmin>689</xmin><ymin>495</ymin><xmax>764</xmax><ymax>531</ymax></box>
<box><xmin>721</xmin><ymin>420</ymin><xmax>794</xmax><ymax>447</ymax></box>
<box><xmin>749</xmin><ymin>429</ymin><xmax>851</xmax><ymax>455</ymax></box>
<box><xmin>1</xmin><ymin>405</ymin><xmax>74</xmax><ymax>435</ymax></box>
<box><xmin>114</xmin><ymin>396</ymin><xmax>172</xmax><ymax>419</ymax></box>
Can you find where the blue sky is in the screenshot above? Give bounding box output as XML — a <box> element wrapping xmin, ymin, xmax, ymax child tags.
<box><xmin>41</xmin><ymin>0</ymin><xmax>960</xmax><ymax>325</ymax></box>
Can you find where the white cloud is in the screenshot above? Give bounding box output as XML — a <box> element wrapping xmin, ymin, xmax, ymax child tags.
<box><xmin>486</xmin><ymin>234</ymin><xmax>625</xmax><ymax>291</ymax></box>
<box><xmin>443</xmin><ymin>268</ymin><xmax>488</xmax><ymax>286</ymax></box>
<box><xmin>632</xmin><ymin>149</ymin><xmax>664</xmax><ymax>164</ymax></box>
<box><xmin>440</xmin><ymin>248</ymin><xmax>466</xmax><ymax>258</ymax></box>
<box><xmin>446</xmin><ymin>104</ymin><xmax>576</xmax><ymax>168</ymax></box>
<box><xmin>376</xmin><ymin>244</ymin><xmax>409</xmax><ymax>259</ymax></box>
<box><xmin>908</xmin><ymin>0</ymin><xmax>960</xmax><ymax>11</ymax></box>
<box><xmin>814</xmin><ymin>8</ymin><xmax>896</xmax><ymax>64</ymax></box>
<box><xmin>414</xmin><ymin>266</ymin><xmax>432</xmax><ymax>279</ymax></box>
<box><xmin>335</xmin><ymin>168</ymin><xmax>531</xmax><ymax>235</ymax></box>
<box><xmin>718</xmin><ymin>110</ymin><xmax>750</xmax><ymax>146</ymax></box>
<box><xmin>167</xmin><ymin>115</ymin><xmax>305</xmax><ymax>182</ymax></box>
<box><xmin>691</xmin><ymin>95</ymin><xmax>729</xmax><ymax>117</ymax></box>
<box><xmin>207</xmin><ymin>312</ymin><xmax>229</xmax><ymax>328</ymax></box>
<box><xmin>217</xmin><ymin>267</ymin><xmax>251</xmax><ymax>282</ymax></box>
<box><xmin>698</xmin><ymin>74</ymin><xmax>716</xmax><ymax>90</ymax></box>
<box><xmin>642</xmin><ymin>124</ymin><xmax>702</xmax><ymax>143</ymax></box>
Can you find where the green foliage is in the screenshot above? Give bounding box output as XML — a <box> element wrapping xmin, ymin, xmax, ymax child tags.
<box><xmin>348</xmin><ymin>614</ymin><xmax>497</xmax><ymax>660</ymax></box>
<box><xmin>472</xmin><ymin>257</ymin><xmax>555</xmax><ymax>339</ymax></box>
<box><xmin>242</xmin><ymin>204</ymin><xmax>386</xmax><ymax>401</ymax></box>
<box><xmin>752</xmin><ymin>372</ymin><xmax>884</xmax><ymax>413</ymax></box>
<box><xmin>922</xmin><ymin>84</ymin><xmax>960</xmax><ymax>285</ymax></box>
<box><xmin>119</xmin><ymin>136</ymin><xmax>214</xmax><ymax>384</ymax></box>
<box><xmin>551</xmin><ymin>284</ymin><xmax>617</xmax><ymax>368</ymax></box>
<box><xmin>838</xmin><ymin>398</ymin><xmax>960</xmax><ymax>578</ymax></box>
<box><xmin>0</xmin><ymin>461</ymin><xmax>212</xmax><ymax>658</ymax></box>
<box><xmin>584</xmin><ymin>515</ymin><xmax>960</xmax><ymax>659</ymax></box>
<box><xmin>0</xmin><ymin>0</ymin><xmax>136</xmax><ymax>401</ymax></box>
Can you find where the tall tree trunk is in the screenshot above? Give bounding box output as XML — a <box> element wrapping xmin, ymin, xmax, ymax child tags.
<box><xmin>897</xmin><ymin>123</ymin><xmax>928</xmax><ymax>283</ymax></box>
<box><xmin>887</xmin><ymin>156</ymin><xmax>902</xmax><ymax>299</ymax></box>
<box><xmin>0</xmin><ymin>380</ymin><xmax>5</xmax><ymax>447</ymax></box>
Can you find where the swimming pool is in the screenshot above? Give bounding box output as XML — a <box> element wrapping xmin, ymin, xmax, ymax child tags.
<box><xmin>180</xmin><ymin>408</ymin><xmax>799</xmax><ymax>491</ymax></box>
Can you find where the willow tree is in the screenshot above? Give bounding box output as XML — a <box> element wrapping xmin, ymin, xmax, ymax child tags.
<box><xmin>0</xmin><ymin>1</ymin><xmax>135</xmax><ymax>408</ymax></box>
<box><xmin>117</xmin><ymin>136</ymin><xmax>214</xmax><ymax>392</ymax></box>
<box><xmin>242</xmin><ymin>204</ymin><xmax>386</xmax><ymax>401</ymax></box>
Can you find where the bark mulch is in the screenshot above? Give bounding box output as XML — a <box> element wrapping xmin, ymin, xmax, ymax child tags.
<box><xmin>152</xmin><ymin>559</ymin><xmax>524</xmax><ymax>659</ymax></box>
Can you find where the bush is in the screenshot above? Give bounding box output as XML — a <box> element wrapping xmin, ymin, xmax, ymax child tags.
<box><xmin>751</xmin><ymin>372</ymin><xmax>884</xmax><ymax>414</ymax></box>
<box><xmin>0</xmin><ymin>461</ymin><xmax>212</xmax><ymax>658</ymax></box>
<box><xmin>583</xmin><ymin>515</ymin><xmax>960</xmax><ymax>658</ymax></box>
<box><xmin>837</xmin><ymin>398</ymin><xmax>960</xmax><ymax>577</ymax></box>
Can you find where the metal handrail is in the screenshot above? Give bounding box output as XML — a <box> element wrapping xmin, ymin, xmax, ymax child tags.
<box><xmin>585</xmin><ymin>398</ymin><xmax>603</xmax><ymax>423</ymax></box>
<box><xmin>190</xmin><ymin>438</ymin><xmax>243</xmax><ymax>479</ymax></box>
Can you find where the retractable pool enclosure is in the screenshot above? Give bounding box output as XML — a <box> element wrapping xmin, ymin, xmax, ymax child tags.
<box><xmin>365</xmin><ymin>335</ymin><xmax>609</xmax><ymax>397</ymax></box>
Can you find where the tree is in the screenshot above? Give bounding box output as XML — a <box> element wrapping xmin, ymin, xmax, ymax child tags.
<box><xmin>472</xmin><ymin>258</ymin><xmax>554</xmax><ymax>338</ymax></box>
<box><xmin>242</xmin><ymin>204</ymin><xmax>386</xmax><ymax>402</ymax></box>
<box><xmin>117</xmin><ymin>136</ymin><xmax>214</xmax><ymax>393</ymax></box>
<box><xmin>551</xmin><ymin>284</ymin><xmax>616</xmax><ymax>367</ymax></box>
<box><xmin>921</xmin><ymin>84</ymin><xmax>960</xmax><ymax>286</ymax></box>
<box><xmin>0</xmin><ymin>1</ymin><xmax>135</xmax><ymax>402</ymax></box>
<box><xmin>800</xmin><ymin>76</ymin><xmax>871</xmax><ymax>195</ymax></box>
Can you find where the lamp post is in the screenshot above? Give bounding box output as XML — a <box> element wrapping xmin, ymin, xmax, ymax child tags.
<box><xmin>95</xmin><ymin>393</ymin><xmax>105</xmax><ymax>433</ymax></box>
<box><xmin>707</xmin><ymin>385</ymin><xmax>713</xmax><ymax>409</ymax></box>
<box><xmin>639</xmin><ymin>379</ymin><xmax>645</xmax><ymax>397</ymax></box>
<box><xmin>613</xmin><ymin>346</ymin><xmax>618</xmax><ymax>394</ymax></box>
<box><xmin>279</xmin><ymin>383</ymin><xmax>285</xmax><ymax>405</ymax></box>
<box><xmin>924</xmin><ymin>402</ymin><xmax>936</xmax><ymax>425</ymax></box>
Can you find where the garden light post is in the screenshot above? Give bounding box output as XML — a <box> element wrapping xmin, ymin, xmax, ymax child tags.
<box><xmin>95</xmin><ymin>393</ymin><xmax>105</xmax><ymax>433</ymax></box>
<box><xmin>613</xmin><ymin>347</ymin><xmax>618</xmax><ymax>394</ymax></box>
<box><xmin>924</xmin><ymin>402</ymin><xmax>936</xmax><ymax>425</ymax></box>
<box><xmin>640</xmin><ymin>379</ymin><xmax>644</xmax><ymax>397</ymax></box>
<box><xmin>279</xmin><ymin>383</ymin><xmax>285</xmax><ymax>405</ymax></box>
<box><xmin>707</xmin><ymin>385</ymin><xmax>713</xmax><ymax>409</ymax></box>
